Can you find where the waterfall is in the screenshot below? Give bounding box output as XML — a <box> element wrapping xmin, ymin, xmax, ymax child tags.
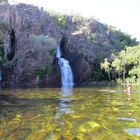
<box><xmin>56</xmin><ymin>47</ymin><xmax>74</xmax><ymax>88</ymax></box>
<box><xmin>55</xmin><ymin>47</ymin><xmax>74</xmax><ymax>119</ymax></box>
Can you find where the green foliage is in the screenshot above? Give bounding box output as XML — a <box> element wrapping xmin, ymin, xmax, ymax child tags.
<box><xmin>0</xmin><ymin>20</ymin><xmax>10</xmax><ymax>31</ymax></box>
<box><xmin>124</xmin><ymin>45</ymin><xmax>140</xmax><ymax>81</ymax></box>
<box><xmin>108</xmin><ymin>25</ymin><xmax>138</xmax><ymax>47</ymax></box>
<box><xmin>49</xmin><ymin>12</ymin><xmax>67</xmax><ymax>29</ymax></box>
<box><xmin>119</xmin><ymin>33</ymin><xmax>138</xmax><ymax>47</ymax></box>
<box><xmin>0</xmin><ymin>20</ymin><xmax>10</xmax><ymax>64</ymax></box>
<box><xmin>91</xmin><ymin>62</ymin><xmax>105</xmax><ymax>81</ymax></box>
<box><xmin>72</xmin><ymin>16</ymin><xmax>82</xmax><ymax>23</ymax></box>
<box><xmin>102</xmin><ymin>44</ymin><xmax>140</xmax><ymax>83</ymax></box>
<box><xmin>0</xmin><ymin>20</ymin><xmax>9</xmax><ymax>64</ymax></box>
<box><xmin>88</xmin><ymin>33</ymin><xmax>97</xmax><ymax>44</ymax></box>
<box><xmin>36</xmin><ymin>64</ymin><xmax>51</xmax><ymax>79</ymax></box>
<box><xmin>49</xmin><ymin>48</ymin><xmax>56</xmax><ymax>56</ymax></box>
<box><xmin>29</xmin><ymin>34</ymin><xmax>56</xmax><ymax>50</ymax></box>
<box><xmin>112</xmin><ymin>50</ymin><xmax>127</xmax><ymax>81</ymax></box>
<box><xmin>101</xmin><ymin>58</ymin><xmax>110</xmax><ymax>72</ymax></box>
<box><xmin>107</xmin><ymin>25</ymin><xmax>117</xmax><ymax>31</ymax></box>
<box><xmin>101</xmin><ymin>58</ymin><xmax>111</xmax><ymax>81</ymax></box>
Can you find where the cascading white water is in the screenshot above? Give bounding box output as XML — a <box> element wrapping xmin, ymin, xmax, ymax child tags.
<box><xmin>56</xmin><ymin>47</ymin><xmax>74</xmax><ymax>88</ymax></box>
<box><xmin>54</xmin><ymin>47</ymin><xmax>74</xmax><ymax>120</ymax></box>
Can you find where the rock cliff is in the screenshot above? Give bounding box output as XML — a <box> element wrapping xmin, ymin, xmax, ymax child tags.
<box><xmin>0</xmin><ymin>3</ymin><xmax>138</xmax><ymax>88</ymax></box>
<box><xmin>0</xmin><ymin>3</ymin><xmax>60</xmax><ymax>87</ymax></box>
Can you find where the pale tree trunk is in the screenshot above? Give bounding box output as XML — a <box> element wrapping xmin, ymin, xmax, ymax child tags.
<box><xmin>122</xmin><ymin>69</ymin><xmax>126</xmax><ymax>82</ymax></box>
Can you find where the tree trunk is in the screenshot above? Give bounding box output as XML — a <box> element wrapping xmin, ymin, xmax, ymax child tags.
<box><xmin>108</xmin><ymin>72</ymin><xmax>111</xmax><ymax>82</ymax></box>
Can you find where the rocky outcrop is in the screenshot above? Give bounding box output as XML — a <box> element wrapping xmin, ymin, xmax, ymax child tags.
<box><xmin>62</xmin><ymin>35</ymin><xmax>92</xmax><ymax>85</ymax></box>
<box><xmin>44</xmin><ymin>35</ymin><xmax>92</xmax><ymax>87</ymax></box>
<box><xmin>0</xmin><ymin>3</ymin><xmax>60</xmax><ymax>88</ymax></box>
<box><xmin>43</xmin><ymin>59</ymin><xmax>61</xmax><ymax>87</ymax></box>
<box><xmin>0</xmin><ymin>3</ymin><xmax>138</xmax><ymax>88</ymax></box>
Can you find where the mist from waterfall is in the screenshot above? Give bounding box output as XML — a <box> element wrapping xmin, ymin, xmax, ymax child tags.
<box><xmin>56</xmin><ymin>47</ymin><xmax>74</xmax><ymax>88</ymax></box>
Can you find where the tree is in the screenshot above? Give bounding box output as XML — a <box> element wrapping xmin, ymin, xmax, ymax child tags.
<box><xmin>111</xmin><ymin>44</ymin><xmax>140</xmax><ymax>83</ymax></box>
<box><xmin>101</xmin><ymin>58</ymin><xmax>111</xmax><ymax>82</ymax></box>
<box><xmin>111</xmin><ymin>50</ymin><xmax>127</xmax><ymax>81</ymax></box>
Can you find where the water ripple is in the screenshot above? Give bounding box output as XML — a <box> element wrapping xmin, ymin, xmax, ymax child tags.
<box><xmin>124</xmin><ymin>128</ymin><xmax>140</xmax><ymax>136</ymax></box>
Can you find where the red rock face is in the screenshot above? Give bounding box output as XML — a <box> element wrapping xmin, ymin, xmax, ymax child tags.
<box><xmin>0</xmin><ymin>4</ymin><xmax>137</xmax><ymax>88</ymax></box>
<box><xmin>44</xmin><ymin>61</ymin><xmax>61</xmax><ymax>87</ymax></box>
<box><xmin>45</xmin><ymin>35</ymin><xmax>92</xmax><ymax>87</ymax></box>
<box><xmin>63</xmin><ymin>39</ymin><xmax>92</xmax><ymax>86</ymax></box>
<box><xmin>0</xmin><ymin>4</ymin><xmax>60</xmax><ymax>88</ymax></box>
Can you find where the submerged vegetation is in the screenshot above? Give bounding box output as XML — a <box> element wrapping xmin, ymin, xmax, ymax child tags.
<box><xmin>1</xmin><ymin>88</ymin><xmax>140</xmax><ymax>139</ymax></box>
<box><xmin>0</xmin><ymin>2</ymin><xmax>140</xmax><ymax>140</ymax></box>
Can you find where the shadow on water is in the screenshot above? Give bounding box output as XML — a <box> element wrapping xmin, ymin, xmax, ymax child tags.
<box><xmin>0</xmin><ymin>88</ymin><xmax>62</xmax><ymax>139</ymax></box>
<box><xmin>0</xmin><ymin>89</ymin><xmax>60</xmax><ymax>121</ymax></box>
<box><xmin>0</xmin><ymin>93</ymin><xmax>60</xmax><ymax>106</ymax></box>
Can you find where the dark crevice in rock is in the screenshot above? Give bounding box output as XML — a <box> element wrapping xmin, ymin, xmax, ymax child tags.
<box><xmin>60</xmin><ymin>34</ymin><xmax>69</xmax><ymax>57</ymax></box>
<box><xmin>7</xmin><ymin>29</ymin><xmax>16</xmax><ymax>61</ymax></box>
<box><xmin>44</xmin><ymin>35</ymin><xmax>69</xmax><ymax>87</ymax></box>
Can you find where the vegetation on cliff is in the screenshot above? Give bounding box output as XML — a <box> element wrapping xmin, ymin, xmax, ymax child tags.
<box><xmin>49</xmin><ymin>11</ymin><xmax>139</xmax><ymax>84</ymax></box>
<box><xmin>0</xmin><ymin>20</ymin><xmax>9</xmax><ymax>65</ymax></box>
<box><xmin>0</xmin><ymin>3</ymin><xmax>139</xmax><ymax>87</ymax></box>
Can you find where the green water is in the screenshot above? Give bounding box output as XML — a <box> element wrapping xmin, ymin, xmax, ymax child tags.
<box><xmin>0</xmin><ymin>86</ymin><xmax>140</xmax><ymax>140</ymax></box>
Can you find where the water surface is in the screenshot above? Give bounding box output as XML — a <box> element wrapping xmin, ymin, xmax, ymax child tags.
<box><xmin>0</xmin><ymin>86</ymin><xmax>140</xmax><ymax>140</ymax></box>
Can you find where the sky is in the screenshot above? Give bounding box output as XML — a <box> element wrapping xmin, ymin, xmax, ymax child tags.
<box><xmin>9</xmin><ymin>0</ymin><xmax>140</xmax><ymax>41</ymax></box>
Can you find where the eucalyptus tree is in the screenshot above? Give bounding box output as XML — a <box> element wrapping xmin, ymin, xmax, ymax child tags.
<box><xmin>101</xmin><ymin>58</ymin><xmax>111</xmax><ymax>82</ymax></box>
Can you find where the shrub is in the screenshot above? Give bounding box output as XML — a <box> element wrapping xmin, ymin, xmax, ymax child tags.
<box><xmin>72</xmin><ymin>16</ymin><xmax>82</xmax><ymax>23</ymax></box>
<box><xmin>36</xmin><ymin>64</ymin><xmax>51</xmax><ymax>79</ymax></box>
<box><xmin>49</xmin><ymin>12</ymin><xmax>67</xmax><ymax>29</ymax></box>
<box><xmin>0</xmin><ymin>20</ymin><xmax>10</xmax><ymax>31</ymax></box>
<box><xmin>29</xmin><ymin>34</ymin><xmax>57</xmax><ymax>50</ymax></box>
<box><xmin>49</xmin><ymin>48</ymin><xmax>56</xmax><ymax>56</ymax></box>
<box><xmin>89</xmin><ymin>33</ymin><xmax>97</xmax><ymax>44</ymax></box>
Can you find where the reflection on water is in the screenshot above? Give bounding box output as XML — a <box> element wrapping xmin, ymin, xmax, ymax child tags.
<box><xmin>117</xmin><ymin>117</ymin><xmax>136</xmax><ymax>122</ymax></box>
<box><xmin>56</xmin><ymin>85</ymin><xmax>73</xmax><ymax>118</ymax></box>
<box><xmin>124</xmin><ymin>128</ymin><xmax>140</xmax><ymax>136</ymax></box>
<box><xmin>0</xmin><ymin>86</ymin><xmax>140</xmax><ymax>139</ymax></box>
